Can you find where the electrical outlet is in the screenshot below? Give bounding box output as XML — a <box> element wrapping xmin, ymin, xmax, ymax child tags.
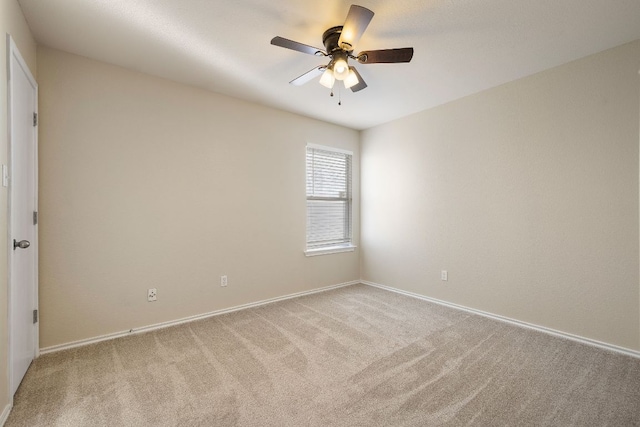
<box><xmin>148</xmin><ymin>288</ymin><xmax>157</xmax><ymax>302</ymax></box>
<box><xmin>220</xmin><ymin>275</ymin><xmax>228</xmax><ymax>287</ymax></box>
<box><xmin>441</xmin><ymin>270</ymin><xmax>448</xmax><ymax>281</ymax></box>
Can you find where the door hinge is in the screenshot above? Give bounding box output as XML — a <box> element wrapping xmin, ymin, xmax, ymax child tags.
<box><xmin>33</xmin><ymin>309</ymin><xmax>38</xmax><ymax>324</ymax></box>
<box><xmin>33</xmin><ymin>211</ymin><xmax>38</xmax><ymax>225</ymax></box>
<box><xmin>33</xmin><ymin>112</ymin><xmax>38</xmax><ymax>127</ymax></box>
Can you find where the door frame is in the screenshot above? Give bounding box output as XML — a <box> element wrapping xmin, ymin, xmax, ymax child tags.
<box><xmin>7</xmin><ymin>34</ymin><xmax>39</xmax><ymax>397</ymax></box>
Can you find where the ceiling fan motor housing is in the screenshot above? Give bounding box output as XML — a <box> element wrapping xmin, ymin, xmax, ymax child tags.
<box><xmin>322</xmin><ymin>26</ymin><xmax>352</xmax><ymax>54</ymax></box>
<box><xmin>323</xmin><ymin>26</ymin><xmax>352</xmax><ymax>78</ymax></box>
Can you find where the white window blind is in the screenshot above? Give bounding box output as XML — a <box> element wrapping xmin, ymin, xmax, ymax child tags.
<box><xmin>306</xmin><ymin>145</ymin><xmax>352</xmax><ymax>250</ymax></box>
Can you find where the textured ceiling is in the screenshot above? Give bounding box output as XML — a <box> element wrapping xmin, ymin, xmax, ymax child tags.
<box><xmin>18</xmin><ymin>0</ymin><xmax>640</xmax><ymax>130</ymax></box>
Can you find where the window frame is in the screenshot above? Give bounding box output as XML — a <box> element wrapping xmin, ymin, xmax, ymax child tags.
<box><xmin>304</xmin><ymin>143</ymin><xmax>356</xmax><ymax>256</ymax></box>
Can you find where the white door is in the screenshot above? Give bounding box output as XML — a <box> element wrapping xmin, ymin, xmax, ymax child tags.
<box><xmin>8</xmin><ymin>36</ymin><xmax>38</xmax><ymax>397</ymax></box>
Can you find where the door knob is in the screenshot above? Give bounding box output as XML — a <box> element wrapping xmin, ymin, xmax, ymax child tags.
<box><xmin>13</xmin><ymin>239</ymin><xmax>30</xmax><ymax>250</ymax></box>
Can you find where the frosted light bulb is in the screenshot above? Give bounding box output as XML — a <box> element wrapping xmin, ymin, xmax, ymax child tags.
<box><xmin>333</xmin><ymin>59</ymin><xmax>349</xmax><ymax>80</ymax></box>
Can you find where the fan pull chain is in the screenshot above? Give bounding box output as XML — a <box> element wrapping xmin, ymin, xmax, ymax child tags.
<box><xmin>329</xmin><ymin>85</ymin><xmax>342</xmax><ymax>106</ymax></box>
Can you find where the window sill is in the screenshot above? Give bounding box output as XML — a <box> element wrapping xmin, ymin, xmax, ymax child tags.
<box><xmin>304</xmin><ymin>245</ymin><xmax>357</xmax><ymax>257</ymax></box>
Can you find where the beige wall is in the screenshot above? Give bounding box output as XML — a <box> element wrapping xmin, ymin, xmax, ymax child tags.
<box><xmin>36</xmin><ymin>47</ymin><xmax>360</xmax><ymax>349</ymax></box>
<box><xmin>361</xmin><ymin>40</ymin><xmax>640</xmax><ymax>351</ymax></box>
<box><xmin>1</xmin><ymin>0</ymin><xmax>36</xmax><ymax>412</ymax></box>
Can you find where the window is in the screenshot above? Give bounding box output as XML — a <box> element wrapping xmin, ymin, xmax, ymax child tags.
<box><xmin>305</xmin><ymin>144</ymin><xmax>355</xmax><ymax>256</ymax></box>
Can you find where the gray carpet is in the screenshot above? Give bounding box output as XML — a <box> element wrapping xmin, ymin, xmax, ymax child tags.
<box><xmin>6</xmin><ymin>284</ymin><xmax>640</xmax><ymax>426</ymax></box>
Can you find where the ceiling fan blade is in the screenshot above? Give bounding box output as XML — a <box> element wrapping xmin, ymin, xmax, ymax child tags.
<box><xmin>289</xmin><ymin>66</ymin><xmax>325</xmax><ymax>86</ymax></box>
<box><xmin>348</xmin><ymin>67</ymin><xmax>367</xmax><ymax>92</ymax></box>
<box><xmin>338</xmin><ymin>5</ymin><xmax>374</xmax><ymax>50</ymax></box>
<box><xmin>271</xmin><ymin>36</ymin><xmax>326</xmax><ymax>56</ymax></box>
<box><xmin>357</xmin><ymin>48</ymin><xmax>414</xmax><ymax>64</ymax></box>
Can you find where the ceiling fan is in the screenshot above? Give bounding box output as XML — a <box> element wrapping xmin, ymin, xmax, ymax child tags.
<box><xmin>270</xmin><ymin>4</ymin><xmax>414</xmax><ymax>94</ymax></box>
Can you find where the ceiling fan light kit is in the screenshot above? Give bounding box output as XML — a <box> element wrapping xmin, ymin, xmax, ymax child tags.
<box><xmin>271</xmin><ymin>4</ymin><xmax>414</xmax><ymax>98</ymax></box>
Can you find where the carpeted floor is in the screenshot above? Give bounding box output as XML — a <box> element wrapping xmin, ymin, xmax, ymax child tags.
<box><xmin>6</xmin><ymin>284</ymin><xmax>640</xmax><ymax>426</ymax></box>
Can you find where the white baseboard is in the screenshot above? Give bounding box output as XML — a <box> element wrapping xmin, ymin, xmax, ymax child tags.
<box><xmin>0</xmin><ymin>403</ymin><xmax>11</xmax><ymax>427</ymax></box>
<box><xmin>39</xmin><ymin>279</ymin><xmax>640</xmax><ymax>359</ymax></box>
<box><xmin>40</xmin><ymin>280</ymin><xmax>360</xmax><ymax>355</ymax></box>
<box><xmin>362</xmin><ymin>280</ymin><xmax>640</xmax><ymax>359</ymax></box>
